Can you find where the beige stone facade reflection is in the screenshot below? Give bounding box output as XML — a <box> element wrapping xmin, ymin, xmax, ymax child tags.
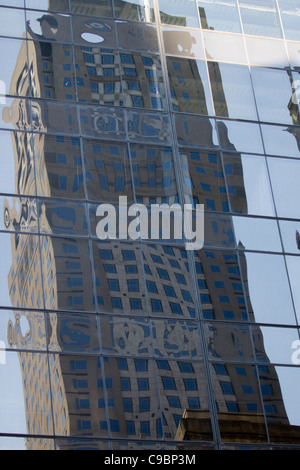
<box><xmin>2</xmin><ymin>1</ymin><xmax>299</xmax><ymax>449</ymax></box>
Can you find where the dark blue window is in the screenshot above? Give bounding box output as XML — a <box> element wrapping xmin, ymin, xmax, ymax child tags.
<box><xmin>183</xmin><ymin>378</ymin><xmax>197</xmax><ymax>391</ymax></box>
<box><xmin>135</xmin><ymin>359</ymin><xmax>148</xmax><ymax>372</ymax></box>
<box><xmin>139</xmin><ymin>397</ymin><xmax>150</xmax><ymax>412</ymax></box>
<box><xmin>162</xmin><ymin>377</ymin><xmax>176</xmax><ymax>390</ymax></box>
<box><xmin>123</xmin><ymin>398</ymin><xmax>133</xmax><ymax>412</ymax></box>
<box><xmin>140</xmin><ymin>421</ymin><xmax>150</xmax><ymax>436</ymax></box>
<box><xmin>221</xmin><ymin>381</ymin><xmax>234</xmax><ymax>395</ymax></box>
<box><xmin>130</xmin><ymin>298</ymin><xmax>142</xmax><ymax>310</ymax></box>
<box><xmin>121</xmin><ymin>377</ymin><xmax>131</xmax><ymax>391</ymax></box>
<box><xmin>167</xmin><ymin>396</ymin><xmax>181</xmax><ymax>408</ymax></box>
<box><xmin>110</xmin><ymin>419</ymin><xmax>120</xmax><ymax>432</ymax></box>
<box><xmin>111</xmin><ymin>297</ymin><xmax>122</xmax><ymax>309</ymax></box>
<box><xmin>137</xmin><ymin>378</ymin><xmax>149</xmax><ymax>390</ymax></box>
<box><xmin>126</xmin><ymin>421</ymin><xmax>136</xmax><ymax>435</ymax></box>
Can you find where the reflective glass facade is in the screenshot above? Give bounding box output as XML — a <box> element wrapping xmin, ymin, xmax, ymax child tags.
<box><xmin>0</xmin><ymin>0</ymin><xmax>300</xmax><ymax>451</ymax></box>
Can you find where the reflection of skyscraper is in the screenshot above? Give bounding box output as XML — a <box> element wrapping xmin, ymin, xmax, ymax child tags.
<box><xmin>2</xmin><ymin>0</ymin><xmax>300</xmax><ymax>450</ymax></box>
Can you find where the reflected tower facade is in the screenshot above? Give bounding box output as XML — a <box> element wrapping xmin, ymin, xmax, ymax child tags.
<box><xmin>0</xmin><ymin>0</ymin><xmax>300</xmax><ymax>451</ymax></box>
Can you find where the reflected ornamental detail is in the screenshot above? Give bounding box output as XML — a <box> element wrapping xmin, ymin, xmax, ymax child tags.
<box><xmin>0</xmin><ymin>0</ymin><xmax>299</xmax><ymax>451</ymax></box>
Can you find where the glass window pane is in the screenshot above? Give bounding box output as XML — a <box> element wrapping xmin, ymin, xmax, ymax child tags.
<box><xmin>167</xmin><ymin>57</ymin><xmax>213</xmax><ymax>115</ymax></box>
<box><xmin>80</xmin><ymin>106</ymin><xmax>126</xmax><ymax>140</ymax></box>
<box><xmin>48</xmin><ymin>313</ymin><xmax>101</xmax><ymax>354</ymax></box>
<box><xmin>0</xmin><ymin>38</ymin><xmax>29</xmax><ymax>98</ymax></box>
<box><xmin>117</xmin><ymin>21</ymin><xmax>158</xmax><ymax>52</ymax></box>
<box><xmin>129</xmin><ymin>143</ymin><xmax>178</xmax><ymax>204</ymax></box>
<box><xmin>152</xmin><ymin>319</ymin><xmax>201</xmax><ymax>359</ymax></box>
<box><xmin>210</xmin><ymin>364</ymin><xmax>266</xmax><ymax>428</ymax></box>
<box><xmin>83</xmin><ymin>139</ymin><xmax>133</xmax><ymax>203</ymax></box>
<box><xmin>285</xmin><ymin>255</ymin><xmax>300</xmax><ymax>324</ymax></box>
<box><xmin>39</xmin><ymin>200</ymin><xmax>88</xmax><ymax>236</ymax></box>
<box><xmin>114</xmin><ymin>0</ymin><xmax>155</xmax><ymax>22</ymax></box>
<box><xmin>279</xmin><ymin>220</ymin><xmax>300</xmax><ymax>255</ymax></box>
<box><xmin>0</xmin><ymin>131</ymin><xmax>36</xmax><ymax>196</ymax></box>
<box><xmin>217</xmin><ymin>120</ymin><xmax>264</xmax><ymax>155</ymax></box>
<box><xmin>198</xmin><ymin>0</ymin><xmax>241</xmax><ymax>33</ymax></box>
<box><xmin>246</xmin><ymin>36</ymin><xmax>289</xmax><ymax>68</ymax></box>
<box><xmin>209</xmin><ymin>63</ymin><xmax>257</xmax><ymax>120</ymax></box>
<box><xmin>127</xmin><ymin>110</ymin><xmax>171</xmax><ymax>145</ymax></box>
<box><xmin>72</xmin><ymin>16</ymin><xmax>117</xmax><ymax>48</ymax></box>
<box><xmin>251</xmin><ymin>67</ymin><xmax>299</xmax><ymax>126</ymax></box>
<box><xmin>26</xmin><ymin>0</ymin><xmax>69</xmax><ymax>11</ymax></box>
<box><xmin>26</xmin><ymin>11</ymin><xmax>72</xmax><ymax>43</ymax></box>
<box><xmin>162</xmin><ymin>26</ymin><xmax>204</xmax><ymax>59</ymax></box>
<box><xmin>176</xmin><ymin>115</ymin><xmax>218</xmax><ymax>148</ymax></box>
<box><xmin>278</xmin><ymin>0</ymin><xmax>300</xmax><ymax>41</ymax></box>
<box><xmin>180</xmin><ymin>148</ymin><xmax>228</xmax><ymax>212</ymax></box>
<box><xmin>268</xmin><ymin>157</ymin><xmax>300</xmax><ymax>219</ymax></box>
<box><xmin>2</xmin><ymin>310</ymin><xmax>46</xmax><ymax>351</ymax></box>
<box><xmin>203</xmin><ymin>31</ymin><xmax>247</xmax><ymax>64</ymax></box>
<box><xmin>92</xmin><ymin>240</ymin><xmax>148</xmax><ymax>315</ymax></box>
<box><xmin>287</xmin><ymin>41</ymin><xmax>300</xmax><ymax>69</ymax></box>
<box><xmin>243</xmin><ymin>252</ymin><xmax>296</xmax><ymax>325</ymax></box>
<box><xmin>101</xmin><ymin>316</ymin><xmax>151</xmax><ymax>355</ymax></box>
<box><xmin>34</xmin><ymin>134</ymin><xmax>85</xmax><ymax>199</ymax></box>
<box><xmin>261</xmin><ymin>124</ymin><xmax>300</xmax><ymax>158</ymax></box>
<box><xmin>31</xmin><ymin>100</ymin><xmax>79</xmax><ymax>135</ymax></box>
<box><xmin>256</xmin><ymin>326</ymin><xmax>300</xmax><ymax>365</ymax></box>
<box><xmin>42</xmin><ymin>236</ymin><xmax>96</xmax><ymax>313</ymax></box>
<box><xmin>0</xmin><ymin>7</ymin><xmax>26</xmax><ymax>39</ymax></box>
<box><xmin>158</xmin><ymin>0</ymin><xmax>200</xmax><ymax>28</ymax></box>
<box><xmin>1</xmin><ymin>196</ymin><xmax>37</xmax><ymax>233</ymax></box>
<box><xmin>208</xmin><ymin>323</ymin><xmax>254</xmax><ymax>362</ymax></box>
<box><xmin>239</xmin><ymin>0</ymin><xmax>282</xmax><ymax>38</ymax></box>
<box><xmin>223</xmin><ymin>153</ymin><xmax>275</xmax><ymax>217</ymax></box>
<box><xmin>75</xmin><ymin>46</ymin><xmax>122</xmax><ymax>106</ymax></box>
<box><xmin>233</xmin><ymin>216</ymin><xmax>282</xmax><ymax>253</ymax></box>
<box><xmin>0</xmin><ymin>351</ymin><xmax>53</xmax><ymax>436</ymax></box>
<box><xmin>0</xmin><ymin>232</ymin><xmax>42</xmax><ymax>310</ymax></box>
<box><xmin>261</xmin><ymin>366</ymin><xmax>300</xmax><ymax>436</ymax></box>
<box><xmin>70</xmin><ymin>0</ymin><xmax>113</xmax><ymax>17</ymax></box>
<box><xmin>122</xmin><ymin>53</ymin><xmax>166</xmax><ymax>110</ymax></box>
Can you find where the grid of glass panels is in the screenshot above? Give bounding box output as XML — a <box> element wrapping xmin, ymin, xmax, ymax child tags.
<box><xmin>0</xmin><ymin>0</ymin><xmax>299</xmax><ymax>450</ymax></box>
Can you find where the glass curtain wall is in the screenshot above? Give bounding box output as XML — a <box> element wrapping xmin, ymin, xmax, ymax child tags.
<box><xmin>0</xmin><ymin>0</ymin><xmax>299</xmax><ymax>450</ymax></box>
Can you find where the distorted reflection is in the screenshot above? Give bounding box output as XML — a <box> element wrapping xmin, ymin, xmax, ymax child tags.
<box><xmin>223</xmin><ymin>153</ymin><xmax>276</xmax><ymax>216</ymax></box>
<box><xmin>163</xmin><ymin>26</ymin><xmax>204</xmax><ymax>59</ymax></box>
<box><xmin>26</xmin><ymin>11</ymin><xmax>72</xmax><ymax>43</ymax></box>
<box><xmin>261</xmin><ymin>123</ymin><xmax>300</xmax><ymax>158</ymax></box>
<box><xmin>232</xmin><ymin>216</ymin><xmax>282</xmax><ymax>253</ymax></box>
<box><xmin>116</xmin><ymin>21</ymin><xmax>159</xmax><ymax>52</ymax></box>
<box><xmin>129</xmin><ymin>143</ymin><xmax>178</xmax><ymax>204</ymax></box>
<box><xmin>208</xmin><ymin>63</ymin><xmax>258</xmax><ymax>121</ymax></box>
<box><xmin>80</xmin><ymin>105</ymin><xmax>126</xmax><ymax>139</ymax></box>
<box><xmin>83</xmin><ymin>139</ymin><xmax>133</xmax><ymax>203</ymax></box>
<box><xmin>1</xmin><ymin>0</ymin><xmax>300</xmax><ymax>451</ymax></box>
<box><xmin>180</xmin><ymin>147</ymin><xmax>228</xmax><ymax>211</ymax></box>
<box><xmin>114</xmin><ymin>0</ymin><xmax>155</xmax><ymax>22</ymax></box>
<box><xmin>167</xmin><ymin>56</ymin><xmax>213</xmax><ymax>115</ymax></box>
